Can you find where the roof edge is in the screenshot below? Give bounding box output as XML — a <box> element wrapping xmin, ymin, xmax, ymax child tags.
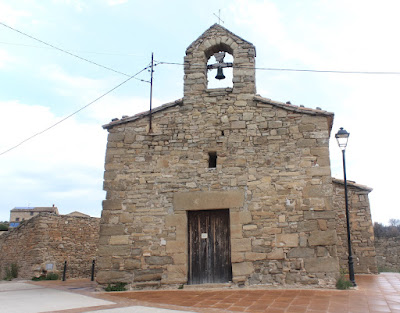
<box><xmin>332</xmin><ymin>178</ymin><xmax>373</xmax><ymax>192</ymax></box>
<box><xmin>254</xmin><ymin>95</ymin><xmax>334</xmax><ymax>116</ymax></box>
<box><xmin>102</xmin><ymin>98</ymin><xmax>183</xmax><ymax>129</ymax></box>
<box><xmin>254</xmin><ymin>95</ymin><xmax>334</xmax><ymax>133</ymax></box>
<box><xmin>186</xmin><ymin>23</ymin><xmax>255</xmax><ymax>55</ymax></box>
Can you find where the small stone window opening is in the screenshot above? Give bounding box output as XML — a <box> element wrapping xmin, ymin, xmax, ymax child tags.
<box><xmin>16</xmin><ymin>218</ymin><xmax>20</xmax><ymax>222</ymax></box>
<box><xmin>208</xmin><ymin>152</ymin><xmax>217</xmax><ymax>168</ymax></box>
<box><xmin>30</xmin><ymin>212</ymin><xmax>34</xmax><ymax>216</ymax></box>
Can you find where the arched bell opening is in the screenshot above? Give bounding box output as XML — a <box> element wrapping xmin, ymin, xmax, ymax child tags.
<box><xmin>205</xmin><ymin>43</ymin><xmax>234</xmax><ymax>89</ymax></box>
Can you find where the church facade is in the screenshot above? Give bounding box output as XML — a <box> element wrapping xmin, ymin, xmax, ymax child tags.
<box><xmin>96</xmin><ymin>24</ymin><xmax>376</xmax><ymax>288</ymax></box>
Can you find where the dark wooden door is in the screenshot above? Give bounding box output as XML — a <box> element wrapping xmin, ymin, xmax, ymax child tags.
<box><xmin>188</xmin><ymin>209</ymin><xmax>232</xmax><ymax>284</ymax></box>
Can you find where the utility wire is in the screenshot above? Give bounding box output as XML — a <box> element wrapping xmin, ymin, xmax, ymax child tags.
<box><xmin>0</xmin><ymin>66</ymin><xmax>149</xmax><ymax>157</ymax></box>
<box><xmin>0</xmin><ymin>40</ymin><xmax>144</xmax><ymax>56</ymax></box>
<box><xmin>157</xmin><ymin>61</ymin><xmax>400</xmax><ymax>75</ymax></box>
<box><xmin>0</xmin><ymin>21</ymin><xmax>146</xmax><ymax>80</ymax></box>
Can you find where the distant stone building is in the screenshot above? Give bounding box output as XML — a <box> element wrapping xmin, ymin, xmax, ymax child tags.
<box><xmin>66</xmin><ymin>211</ymin><xmax>90</xmax><ymax>218</ymax></box>
<box><xmin>96</xmin><ymin>24</ymin><xmax>376</xmax><ymax>289</ymax></box>
<box><xmin>9</xmin><ymin>206</ymin><xmax>59</xmax><ymax>228</ymax></box>
<box><xmin>332</xmin><ymin>179</ymin><xmax>377</xmax><ymax>274</ymax></box>
<box><xmin>0</xmin><ymin>213</ymin><xmax>100</xmax><ymax>279</ymax></box>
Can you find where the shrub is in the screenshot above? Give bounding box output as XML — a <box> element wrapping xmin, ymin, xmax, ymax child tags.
<box><xmin>105</xmin><ymin>282</ymin><xmax>127</xmax><ymax>292</ymax></box>
<box><xmin>336</xmin><ymin>272</ymin><xmax>352</xmax><ymax>290</ymax></box>
<box><xmin>46</xmin><ymin>273</ymin><xmax>59</xmax><ymax>280</ymax></box>
<box><xmin>11</xmin><ymin>263</ymin><xmax>18</xmax><ymax>278</ymax></box>
<box><xmin>3</xmin><ymin>263</ymin><xmax>18</xmax><ymax>281</ymax></box>
<box><xmin>32</xmin><ymin>273</ymin><xmax>60</xmax><ymax>281</ymax></box>
<box><xmin>378</xmin><ymin>266</ymin><xmax>400</xmax><ymax>273</ymax></box>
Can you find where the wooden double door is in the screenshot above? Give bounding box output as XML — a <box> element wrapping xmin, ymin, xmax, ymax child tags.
<box><xmin>188</xmin><ymin>209</ymin><xmax>232</xmax><ymax>284</ymax></box>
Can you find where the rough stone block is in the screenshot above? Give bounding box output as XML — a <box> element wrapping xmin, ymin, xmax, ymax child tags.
<box><xmin>165</xmin><ymin>214</ymin><xmax>186</xmax><ymax>227</ymax></box>
<box><xmin>98</xmin><ymin>245</ymin><xmax>131</xmax><ymax>257</ymax></box>
<box><xmin>96</xmin><ymin>270</ymin><xmax>132</xmax><ymax>284</ymax></box>
<box><xmin>231</xmin><ymin>252</ymin><xmax>245</xmax><ymax>263</ymax></box>
<box><xmin>267</xmin><ymin>248</ymin><xmax>284</xmax><ymax>259</ymax></box>
<box><xmin>173</xmin><ymin>190</ymin><xmax>244</xmax><ymax>211</ymax></box>
<box><xmin>124</xmin><ymin>259</ymin><xmax>141</xmax><ymax>270</ymax></box>
<box><xmin>100</xmin><ymin>225</ymin><xmax>125</xmax><ymax>236</ymax></box>
<box><xmin>166</xmin><ymin>240</ymin><xmax>185</xmax><ymax>253</ymax></box>
<box><xmin>145</xmin><ymin>256</ymin><xmax>173</xmax><ymax>265</ymax></box>
<box><xmin>102</xmin><ymin>200</ymin><xmax>122</xmax><ymax>211</ymax></box>
<box><xmin>109</xmin><ymin>235</ymin><xmax>130</xmax><ymax>245</ymax></box>
<box><xmin>134</xmin><ymin>268</ymin><xmax>163</xmax><ymax>282</ymax></box>
<box><xmin>287</xmin><ymin>247</ymin><xmax>314</xmax><ymax>258</ymax></box>
<box><xmin>232</xmin><ymin>262</ymin><xmax>254</xmax><ymax>277</ymax></box>
<box><xmin>304</xmin><ymin>211</ymin><xmax>336</xmax><ymax>220</ymax></box>
<box><xmin>318</xmin><ymin>219</ymin><xmax>328</xmax><ymax>231</ymax></box>
<box><xmin>231</xmin><ymin>238</ymin><xmax>252</xmax><ymax>252</ymax></box>
<box><xmin>231</xmin><ymin>211</ymin><xmax>252</xmax><ymax>225</ymax></box>
<box><xmin>304</xmin><ymin>257</ymin><xmax>339</xmax><ymax>273</ymax></box>
<box><xmin>308</xmin><ymin>230</ymin><xmax>337</xmax><ymax>246</ymax></box>
<box><xmin>245</xmin><ymin>252</ymin><xmax>267</xmax><ymax>261</ymax></box>
<box><xmin>276</xmin><ymin>233</ymin><xmax>299</xmax><ymax>247</ymax></box>
<box><xmin>172</xmin><ymin>253</ymin><xmax>186</xmax><ymax>265</ymax></box>
<box><xmin>231</xmin><ymin>121</ymin><xmax>246</xmax><ymax>129</ymax></box>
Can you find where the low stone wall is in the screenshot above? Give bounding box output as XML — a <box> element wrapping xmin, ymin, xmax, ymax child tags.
<box><xmin>375</xmin><ymin>237</ymin><xmax>400</xmax><ymax>272</ymax></box>
<box><xmin>0</xmin><ymin>214</ymin><xmax>100</xmax><ymax>279</ymax></box>
<box><xmin>332</xmin><ymin>179</ymin><xmax>378</xmax><ymax>274</ymax></box>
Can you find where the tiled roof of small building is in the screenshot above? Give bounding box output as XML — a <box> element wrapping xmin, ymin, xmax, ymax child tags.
<box><xmin>332</xmin><ymin>178</ymin><xmax>373</xmax><ymax>192</ymax></box>
<box><xmin>11</xmin><ymin>207</ymin><xmax>59</xmax><ymax>213</ymax></box>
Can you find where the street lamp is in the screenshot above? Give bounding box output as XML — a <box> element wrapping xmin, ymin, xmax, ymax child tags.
<box><xmin>335</xmin><ymin>127</ymin><xmax>356</xmax><ymax>287</ymax></box>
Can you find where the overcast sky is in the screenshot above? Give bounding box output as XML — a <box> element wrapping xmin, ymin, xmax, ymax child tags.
<box><xmin>1</xmin><ymin>0</ymin><xmax>399</xmax><ymax>224</ymax></box>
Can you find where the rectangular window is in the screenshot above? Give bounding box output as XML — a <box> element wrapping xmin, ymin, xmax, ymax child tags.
<box><xmin>15</xmin><ymin>218</ymin><xmax>20</xmax><ymax>222</ymax></box>
<box><xmin>208</xmin><ymin>152</ymin><xmax>217</xmax><ymax>168</ymax></box>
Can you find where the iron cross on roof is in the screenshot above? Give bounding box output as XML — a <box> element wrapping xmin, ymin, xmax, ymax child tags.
<box><xmin>207</xmin><ymin>52</ymin><xmax>233</xmax><ymax>80</ymax></box>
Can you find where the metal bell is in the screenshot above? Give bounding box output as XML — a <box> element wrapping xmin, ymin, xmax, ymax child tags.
<box><xmin>215</xmin><ymin>67</ymin><xmax>225</xmax><ymax>80</ymax></box>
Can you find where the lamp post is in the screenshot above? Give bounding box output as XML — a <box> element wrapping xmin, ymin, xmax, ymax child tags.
<box><xmin>335</xmin><ymin>127</ymin><xmax>356</xmax><ymax>287</ymax></box>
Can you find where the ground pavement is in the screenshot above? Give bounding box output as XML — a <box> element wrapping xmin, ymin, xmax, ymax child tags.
<box><xmin>0</xmin><ymin>274</ymin><xmax>399</xmax><ymax>313</ymax></box>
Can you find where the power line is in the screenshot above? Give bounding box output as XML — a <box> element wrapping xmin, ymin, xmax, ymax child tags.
<box><xmin>0</xmin><ymin>40</ymin><xmax>144</xmax><ymax>56</ymax></box>
<box><xmin>0</xmin><ymin>66</ymin><xmax>149</xmax><ymax>157</ymax></box>
<box><xmin>0</xmin><ymin>21</ymin><xmax>144</xmax><ymax>80</ymax></box>
<box><xmin>156</xmin><ymin>61</ymin><xmax>400</xmax><ymax>75</ymax></box>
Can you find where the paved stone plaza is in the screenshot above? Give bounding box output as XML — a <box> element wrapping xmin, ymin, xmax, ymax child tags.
<box><xmin>0</xmin><ymin>273</ymin><xmax>397</xmax><ymax>312</ymax></box>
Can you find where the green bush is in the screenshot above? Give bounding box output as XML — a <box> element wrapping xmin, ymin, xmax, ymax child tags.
<box><xmin>11</xmin><ymin>263</ymin><xmax>18</xmax><ymax>278</ymax></box>
<box><xmin>46</xmin><ymin>273</ymin><xmax>59</xmax><ymax>280</ymax></box>
<box><xmin>3</xmin><ymin>263</ymin><xmax>18</xmax><ymax>281</ymax></box>
<box><xmin>336</xmin><ymin>273</ymin><xmax>352</xmax><ymax>290</ymax></box>
<box><xmin>378</xmin><ymin>266</ymin><xmax>400</xmax><ymax>273</ymax></box>
<box><xmin>32</xmin><ymin>273</ymin><xmax>60</xmax><ymax>281</ymax></box>
<box><xmin>105</xmin><ymin>282</ymin><xmax>127</xmax><ymax>292</ymax></box>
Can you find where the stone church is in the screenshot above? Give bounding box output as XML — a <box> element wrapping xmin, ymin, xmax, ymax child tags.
<box><xmin>97</xmin><ymin>24</ymin><xmax>376</xmax><ymax>288</ymax></box>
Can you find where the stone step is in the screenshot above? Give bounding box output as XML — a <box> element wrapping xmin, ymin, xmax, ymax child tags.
<box><xmin>184</xmin><ymin>283</ymin><xmax>233</xmax><ymax>289</ymax></box>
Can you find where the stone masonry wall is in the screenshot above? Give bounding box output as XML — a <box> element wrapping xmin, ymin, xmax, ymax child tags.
<box><xmin>375</xmin><ymin>237</ymin><xmax>400</xmax><ymax>272</ymax></box>
<box><xmin>97</xmin><ymin>24</ymin><xmax>340</xmax><ymax>289</ymax></box>
<box><xmin>0</xmin><ymin>214</ymin><xmax>100</xmax><ymax>279</ymax></box>
<box><xmin>332</xmin><ymin>179</ymin><xmax>377</xmax><ymax>274</ymax></box>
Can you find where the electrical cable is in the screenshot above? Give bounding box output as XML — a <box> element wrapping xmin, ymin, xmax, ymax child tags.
<box><xmin>0</xmin><ymin>41</ymin><xmax>144</xmax><ymax>56</ymax></box>
<box><xmin>156</xmin><ymin>61</ymin><xmax>400</xmax><ymax>75</ymax></box>
<box><xmin>0</xmin><ymin>22</ymin><xmax>146</xmax><ymax>81</ymax></box>
<box><xmin>0</xmin><ymin>66</ymin><xmax>149</xmax><ymax>157</ymax></box>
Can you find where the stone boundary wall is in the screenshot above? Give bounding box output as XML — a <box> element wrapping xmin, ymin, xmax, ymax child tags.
<box><xmin>375</xmin><ymin>237</ymin><xmax>400</xmax><ymax>271</ymax></box>
<box><xmin>0</xmin><ymin>213</ymin><xmax>100</xmax><ymax>279</ymax></box>
<box><xmin>332</xmin><ymin>179</ymin><xmax>377</xmax><ymax>274</ymax></box>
